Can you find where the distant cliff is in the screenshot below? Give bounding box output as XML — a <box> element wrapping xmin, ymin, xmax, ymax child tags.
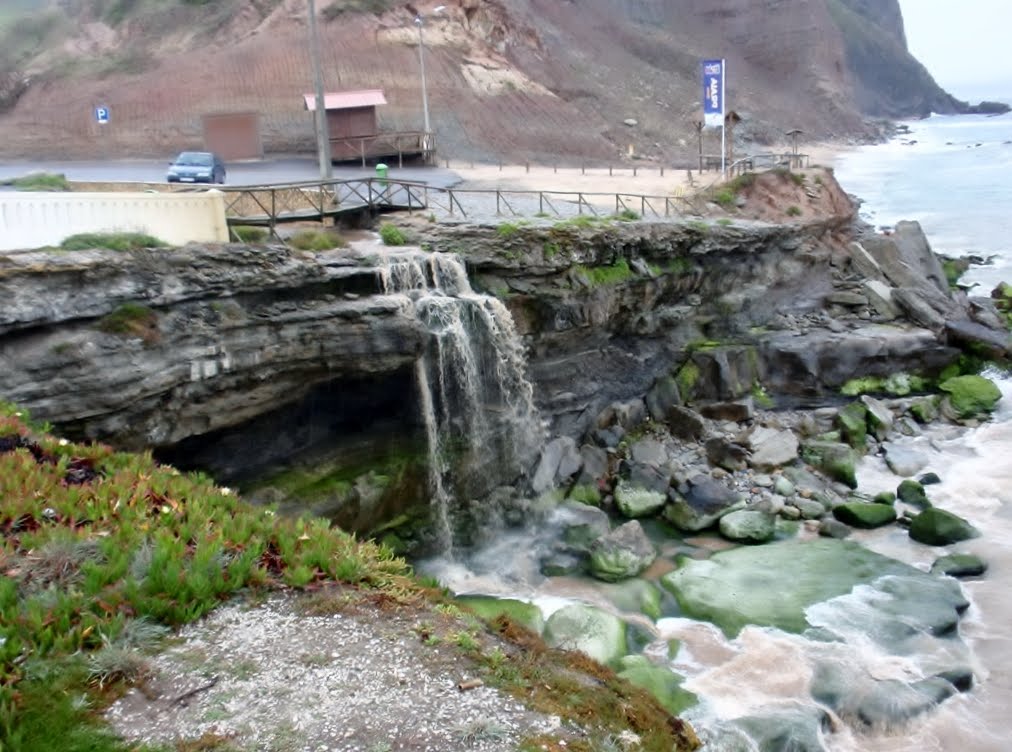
<box><xmin>0</xmin><ymin>0</ymin><xmax>996</xmax><ymax>162</ymax></box>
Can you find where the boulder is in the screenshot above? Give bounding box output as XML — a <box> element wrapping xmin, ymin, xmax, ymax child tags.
<box><xmin>836</xmin><ymin>401</ymin><xmax>868</xmax><ymax>450</ymax></box>
<box><xmin>862</xmin><ymin>279</ymin><xmax>901</xmax><ymax>319</ymax></box>
<box><xmin>930</xmin><ymin>553</ymin><xmax>988</xmax><ymax>578</ymax></box>
<box><xmin>557</xmin><ymin>501</ymin><xmax>611</xmax><ymax>550</ymax></box>
<box><xmin>732</xmin><ymin>704</ymin><xmax>833</xmax><ymax>752</ymax></box>
<box><xmin>588</xmin><ymin>520</ymin><xmax>656</xmax><ymax>582</ymax></box>
<box><xmin>719</xmin><ymin>509</ymin><xmax>776</xmax><ymax>543</ymax></box>
<box><xmin>661</xmin><ymin>539</ymin><xmax>925</xmax><ymax>637</ymax></box>
<box><xmin>909</xmin><ymin>508</ymin><xmax>981</xmax><ymax>546</ymax></box>
<box><xmin>576</xmin><ymin>443</ymin><xmax>609</xmax><ymax>486</ymax></box>
<box><xmin>598</xmin><ymin>579</ymin><xmax>664</xmax><ymax>620</ymax></box>
<box><xmin>938</xmin><ymin>375</ymin><xmax>1002</xmax><ymax>419</ymax></box>
<box><xmin>793</xmin><ymin>498</ymin><xmax>829</xmax><ymax>520</ymax></box>
<box><xmin>629</xmin><ymin>437</ymin><xmax>667</xmax><ymax>467</ymax></box>
<box><xmin>614</xmin><ymin>482</ymin><xmax>667</xmax><ymax>519</ymax></box>
<box><xmin>700</xmin><ymin>397</ymin><xmax>754</xmax><ymax>422</ymax></box>
<box><xmin>818</xmin><ymin>518</ymin><xmax>852</xmax><ymax>539</ymax></box>
<box><xmin>896</xmin><ymin>479</ymin><xmax>931</xmax><ymax>509</ymax></box>
<box><xmin>666</xmin><ymin>405</ymin><xmax>706</xmax><ymax>440</ymax></box>
<box><xmin>812</xmin><ymin>661</ymin><xmax>960</xmax><ymax>731</ymax></box>
<box><xmin>645</xmin><ymin>375</ymin><xmax>682</xmax><ymax>423</ymax></box>
<box><xmin>540</xmin><ymin>551</ymin><xmax>585</xmax><ymax>577</ymax></box>
<box><xmin>533</xmin><ymin>436</ymin><xmax>581</xmax><ymax>493</ymax></box>
<box><xmin>745</xmin><ymin>426</ymin><xmax>800</xmax><ymax>471</ymax></box>
<box><xmin>615</xmin><ymin>655</ymin><xmax>697</xmax><ymax>716</ymax></box>
<box><xmin>883</xmin><ymin>444</ymin><xmax>929</xmax><ymax>478</ymax></box>
<box><xmin>801</xmin><ymin>441</ymin><xmax>858</xmax><ymax>488</ymax></box>
<box><xmin>860</xmin><ymin>395</ymin><xmax>894</xmax><ymax>440</ymax></box>
<box><xmin>909</xmin><ymin>396</ymin><xmax>940</xmax><ymax>424</ymax></box>
<box><xmin>543</xmin><ymin>603</ymin><xmax>626</xmax><ymax>665</ymax></box>
<box><xmin>597</xmin><ymin>399</ymin><xmax>647</xmax><ymax>432</ymax></box>
<box><xmin>833</xmin><ymin>501</ymin><xmax>897</xmax><ymax>529</ymax></box>
<box><xmin>664</xmin><ymin>475</ymin><xmax>744</xmax><ymax>532</ymax></box>
<box><xmin>705</xmin><ymin>436</ymin><xmax>749</xmax><ymax>472</ymax></box>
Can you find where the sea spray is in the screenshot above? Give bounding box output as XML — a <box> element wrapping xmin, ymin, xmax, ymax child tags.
<box><xmin>379</xmin><ymin>250</ymin><xmax>544</xmax><ymax>552</ymax></box>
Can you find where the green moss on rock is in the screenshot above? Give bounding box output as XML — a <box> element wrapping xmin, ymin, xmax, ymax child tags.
<box><xmin>938</xmin><ymin>375</ymin><xmax>1002</xmax><ymax>419</ymax></box>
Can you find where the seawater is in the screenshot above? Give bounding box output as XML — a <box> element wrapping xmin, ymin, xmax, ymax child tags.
<box><xmin>828</xmin><ymin>113</ymin><xmax>1012</xmax><ymax>751</ymax></box>
<box><xmin>835</xmin><ymin>112</ymin><xmax>1012</xmax><ymax>292</ymax></box>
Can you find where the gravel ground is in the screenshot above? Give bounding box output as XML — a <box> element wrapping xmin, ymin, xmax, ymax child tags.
<box><xmin>105</xmin><ymin>592</ymin><xmax>564</xmax><ymax>752</ymax></box>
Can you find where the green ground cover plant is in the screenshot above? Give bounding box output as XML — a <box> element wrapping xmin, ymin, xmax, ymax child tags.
<box><xmin>0</xmin><ymin>402</ymin><xmax>413</xmax><ymax>750</ymax></box>
<box><xmin>379</xmin><ymin>223</ymin><xmax>407</xmax><ymax>246</ymax></box>
<box><xmin>60</xmin><ymin>233</ymin><xmax>167</xmax><ymax>252</ymax></box>
<box><xmin>3</xmin><ymin>172</ymin><xmax>70</xmax><ymax>191</ymax></box>
<box><xmin>288</xmin><ymin>228</ymin><xmax>347</xmax><ymax>251</ymax></box>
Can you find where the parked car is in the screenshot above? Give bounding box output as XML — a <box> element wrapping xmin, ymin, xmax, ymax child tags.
<box><xmin>166</xmin><ymin>151</ymin><xmax>226</xmax><ymax>184</ymax></box>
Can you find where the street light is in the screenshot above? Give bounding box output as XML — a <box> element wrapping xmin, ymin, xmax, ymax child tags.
<box><xmin>415</xmin><ymin>5</ymin><xmax>445</xmax><ymax>141</ymax></box>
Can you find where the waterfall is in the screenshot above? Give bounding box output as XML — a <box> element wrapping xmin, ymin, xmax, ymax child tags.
<box><xmin>379</xmin><ymin>250</ymin><xmax>544</xmax><ymax>552</ymax></box>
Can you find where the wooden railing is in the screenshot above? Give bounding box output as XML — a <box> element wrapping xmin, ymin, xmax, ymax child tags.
<box><xmin>329</xmin><ymin>131</ymin><xmax>435</xmax><ymax>167</ymax></box>
<box><xmin>221</xmin><ymin>177</ymin><xmax>698</xmax><ymax>230</ymax></box>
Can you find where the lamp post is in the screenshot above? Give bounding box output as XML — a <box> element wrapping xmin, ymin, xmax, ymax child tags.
<box><xmin>307</xmin><ymin>0</ymin><xmax>332</xmax><ymax>180</ymax></box>
<box><xmin>415</xmin><ymin>6</ymin><xmax>444</xmax><ymax>145</ymax></box>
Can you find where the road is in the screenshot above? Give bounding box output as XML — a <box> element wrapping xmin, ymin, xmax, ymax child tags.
<box><xmin>0</xmin><ymin>157</ymin><xmax>464</xmax><ymax>189</ymax></box>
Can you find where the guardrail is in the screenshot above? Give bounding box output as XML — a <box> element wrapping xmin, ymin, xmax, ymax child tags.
<box><xmin>221</xmin><ymin>177</ymin><xmax>698</xmax><ymax>231</ymax></box>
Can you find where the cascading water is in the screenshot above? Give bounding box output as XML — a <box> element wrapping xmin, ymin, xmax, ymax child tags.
<box><xmin>378</xmin><ymin>250</ymin><xmax>544</xmax><ymax>553</ymax></box>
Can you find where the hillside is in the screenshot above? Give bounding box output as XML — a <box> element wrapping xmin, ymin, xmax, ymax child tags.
<box><xmin>0</xmin><ymin>0</ymin><xmax>989</xmax><ymax>164</ymax></box>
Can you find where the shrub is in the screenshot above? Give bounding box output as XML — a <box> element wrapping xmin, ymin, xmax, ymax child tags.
<box><xmin>60</xmin><ymin>233</ymin><xmax>167</xmax><ymax>252</ymax></box>
<box><xmin>786</xmin><ymin>205</ymin><xmax>802</xmax><ymax>217</ymax></box>
<box><xmin>574</xmin><ymin>258</ymin><xmax>634</xmax><ymax>288</ymax></box>
<box><xmin>713</xmin><ymin>189</ymin><xmax>736</xmax><ymax>208</ymax></box>
<box><xmin>497</xmin><ymin>222</ymin><xmax>521</xmax><ymax>238</ymax></box>
<box><xmin>97</xmin><ymin>302</ymin><xmax>159</xmax><ymax>343</ymax></box>
<box><xmin>612</xmin><ymin>209</ymin><xmax>640</xmax><ymax>222</ymax></box>
<box><xmin>289</xmin><ymin>229</ymin><xmax>347</xmax><ymax>251</ymax></box>
<box><xmin>232</xmin><ymin>226</ymin><xmax>268</xmax><ymax>244</ymax></box>
<box><xmin>5</xmin><ymin>172</ymin><xmax>70</xmax><ymax>192</ymax></box>
<box><xmin>379</xmin><ymin>223</ymin><xmax>407</xmax><ymax>246</ymax></box>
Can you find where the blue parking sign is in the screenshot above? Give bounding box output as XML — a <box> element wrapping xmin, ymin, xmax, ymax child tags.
<box><xmin>95</xmin><ymin>106</ymin><xmax>109</xmax><ymax>124</ymax></box>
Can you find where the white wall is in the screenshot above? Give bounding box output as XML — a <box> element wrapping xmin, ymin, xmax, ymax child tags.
<box><xmin>0</xmin><ymin>191</ymin><xmax>230</xmax><ymax>251</ymax></box>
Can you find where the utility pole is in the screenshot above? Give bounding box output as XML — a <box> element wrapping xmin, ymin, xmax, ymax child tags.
<box><xmin>415</xmin><ymin>15</ymin><xmax>430</xmax><ymax>136</ymax></box>
<box><xmin>307</xmin><ymin>0</ymin><xmax>332</xmax><ymax>180</ymax></box>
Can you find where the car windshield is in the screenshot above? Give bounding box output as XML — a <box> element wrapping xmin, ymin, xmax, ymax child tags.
<box><xmin>175</xmin><ymin>152</ymin><xmax>213</xmax><ymax>166</ymax></box>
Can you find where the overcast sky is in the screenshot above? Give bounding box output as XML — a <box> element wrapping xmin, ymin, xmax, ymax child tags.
<box><xmin>898</xmin><ymin>0</ymin><xmax>1012</xmax><ymax>101</ymax></box>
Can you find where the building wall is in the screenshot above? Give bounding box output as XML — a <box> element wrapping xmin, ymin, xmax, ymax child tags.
<box><xmin>0</xmin><ymin>191</ymin><xmax>229</xmax><ymax>251</ymax></box>
<box><xmin>203</xmin><ymin>113</ymin><xmax>262</xmax><ymax>160</ymax></box>
<box><xmin>327</xmin><ymin>106</ymin><xmax>377</xmax><ymax>139</ymax></box>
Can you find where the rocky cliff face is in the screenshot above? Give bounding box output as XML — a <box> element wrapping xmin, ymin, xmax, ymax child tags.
<box><xmin>0</xmin><ymin>0</ymin><xmax>976</xmax><ymax>163</ymax></box>
<box><xmin>3</xmin><ymin>169</ymin><xmax>1007</xmax><ymax>536</ymax></box>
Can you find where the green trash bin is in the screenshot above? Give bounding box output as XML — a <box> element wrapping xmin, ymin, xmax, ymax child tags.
<box><xmin>375</xmin><ymin>163</ymin><xmax>388</xmax><ymax>183</ymax></box>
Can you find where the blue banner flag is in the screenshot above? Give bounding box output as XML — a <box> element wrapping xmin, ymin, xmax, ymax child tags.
<box><xmin>702</xmin><ymin>59</ymin><xmax>725</xmax><ymax>127</ymax></box>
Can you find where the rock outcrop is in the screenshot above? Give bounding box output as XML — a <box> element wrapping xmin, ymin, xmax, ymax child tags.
<box><xmin>1</xmin><ymin>168</ymin><xmax>1008</xmax><ymax>535</ymax></box>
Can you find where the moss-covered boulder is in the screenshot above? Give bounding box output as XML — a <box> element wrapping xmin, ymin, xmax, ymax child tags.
<box><xmin>615</xmin><ymin>655</ymin><xmax>698</xmax><ymax>715</ymax></box>
<box><xmin>938</xmin><ymin>375</ymin><xmax>1002</xmax><ymax>419</ymax></box>
<box><xmin>719</xmin><ymin>509</ymin><xmax>777</xmax><ymax>543</ymax></box>
<box><xmin>801</xmin><ymin>441</ymin><xmax>858</xmax><ymax>488</ymax></box>
<box><xmin>598</xmin><ymin>579</ymin><xmax>664</xmax><ymax>620</ymax></box>
<box><xmin>931</xmin><ymin>553</ymin><xmax>988</xmax><ymax>578</ymax></box>
<box><xmin>588</xmin><ymin>520</ymin><xmax>656</xmax><ymax>582</ymax></box>
<box><xmin>660</xmin><ymin>539</ymin><xmax>922</xmax><ymax>637</ymax></box>
<box><xmin>457</xmin><ymin>596</ymin><xmax>545</xmax><ymax>635</ymax></box>
<box><xmin>897</xmin><ymin>479</ymin><xmax>931</xmax><ymax>509</ymax></box>
<box><xmin>833</xmin><ymin>502</ymin><xmax>897</xmax><ymax>529</ymax></box>
<box><xmin>544</xmin><ymin>603</ymin><xmax>626</xmax><ymax>665</ymax></box>
<box><xmin>836</xmin><ymin>401</ymin><xmax>868</xmax><ymax>449</ymax></box>
<box><xmin>909</xmin><ymin>508</ymin><xmax>981</xmax><ymax>546</ymax></box>
<box><xmin>614</xmin><ymin>482</ymin><xmax>667</xmax><ymax>519</ymax></box>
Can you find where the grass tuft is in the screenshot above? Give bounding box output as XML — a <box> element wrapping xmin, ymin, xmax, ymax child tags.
<box><xmin>60</xmin><ymin>232</ymin><xmax>167</xmax><ymax>252</ymax></box>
